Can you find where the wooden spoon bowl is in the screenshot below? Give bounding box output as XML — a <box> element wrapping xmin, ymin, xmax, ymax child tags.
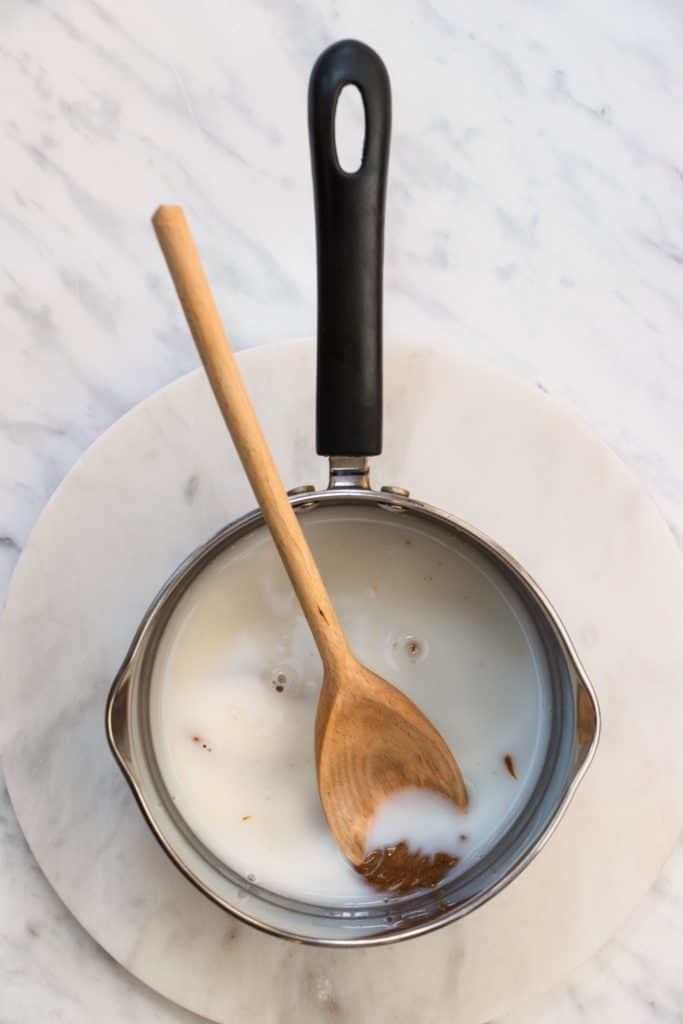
<box><xmin>316</xmin><ymin>652</ymin><xmax>467</xmax><ymax>887</ymax></box>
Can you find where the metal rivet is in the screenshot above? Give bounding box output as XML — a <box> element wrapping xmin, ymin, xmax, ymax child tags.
<box><xmin>286</xmin><ymin>484</ymin><xmax>316</xmax><ymax>497</ymax></box>
<box><xmin>380</xmin><ymin>485</ymin><xmax>410</xmax><ymax>497</ymax></box>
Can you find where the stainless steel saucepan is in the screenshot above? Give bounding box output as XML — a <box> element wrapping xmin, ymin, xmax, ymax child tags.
<box><xmin>107</xmin><ymin>39</ymin><xmax>600</xmax><ymax>946</ymax></box>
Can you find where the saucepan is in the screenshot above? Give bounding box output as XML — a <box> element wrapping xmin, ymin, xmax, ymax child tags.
<box><xmin>106</xmin><ymin>39</ymin><xmax>600</xmax><ymax>946</ymax></box>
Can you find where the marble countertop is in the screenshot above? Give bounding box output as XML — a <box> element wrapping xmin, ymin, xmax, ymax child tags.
<box><xmin>1</xmin><ymin>1</ymin><xmax>682</xmax><ymax>1020</ymax></box>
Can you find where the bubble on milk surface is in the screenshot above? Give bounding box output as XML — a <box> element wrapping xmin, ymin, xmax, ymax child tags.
<box><xmin>387</xmin><ymin>632</ymin><xmax>430</xmax><ymax>669</ymax></box>
<box><xmin>265</xmin><ymin>663</ymin><xmax>305</xmax><ymax>697</ymax></box>
<box><xmin>273</xmin><ymin>671</ymin><xmax>287</xmax><ymax>693</ymax></box>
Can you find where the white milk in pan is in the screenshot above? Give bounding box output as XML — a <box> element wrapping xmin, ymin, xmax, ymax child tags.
<box><xmin>150</xmin><ymin>506</ymin><xmax>551</xmax><ymax>903</ymax></box>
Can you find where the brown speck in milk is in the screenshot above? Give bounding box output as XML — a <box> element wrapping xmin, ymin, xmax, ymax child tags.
<box><xmin>459</xmin><ymin>833</ymin><xmax>468</xmax><ymax>841</ymax></box>
<box><xmin>275</xmin><ymin>684</ymin><xmax>284</xmax><ymax>693</ymax></box>
<box><xmin>242</xmin><ymin>815</ymin><xmax>251</xmax><ymax>822</ymax></box>
<box><xmin>504</xmin><ymin>754</ymin><xmax>517</xmax><ymax>779</ymax></box>
<box><xmin>424</xmin><ymin>574</ymin><xmax>433</xmax><ymax>582</ymax></box>
<box><xmin>404</xmin><ymin>537</ymin><xmax>412</xmax><ymax>546</ymax></box>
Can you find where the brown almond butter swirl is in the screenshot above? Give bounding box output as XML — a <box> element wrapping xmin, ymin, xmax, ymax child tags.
<box><xmin>356</xmin><ymin>841</ymin><xmax>459</xmax><ymax>894</ymax></box>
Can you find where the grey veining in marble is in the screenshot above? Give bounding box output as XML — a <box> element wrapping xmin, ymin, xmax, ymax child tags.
<box><xmin>1</xmin><ymin>0</ymin><xmax>682</xmax><ymax>1021</ymax></box>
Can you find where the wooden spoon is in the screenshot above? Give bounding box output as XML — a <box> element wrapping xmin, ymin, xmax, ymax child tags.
<box><xmin>152</xmin><ymin>205</ymin><xmax>468</xmax><ymax>891</ymax></box>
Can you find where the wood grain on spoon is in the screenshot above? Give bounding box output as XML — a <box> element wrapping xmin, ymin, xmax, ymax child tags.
<box><xmin>151</xmin><ymin>205</ymin><xmax>468</xmax><ymax>891</ymax></box>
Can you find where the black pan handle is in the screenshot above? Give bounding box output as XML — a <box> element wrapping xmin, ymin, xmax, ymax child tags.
<box><xmin>309</xmin><ymin>39</ymin><xmax>391</xmax><ymax>457</ymax></box>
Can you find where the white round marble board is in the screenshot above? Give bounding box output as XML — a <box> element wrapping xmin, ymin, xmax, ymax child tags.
<box><xmin>1</xmin><ymin>339</ymin><xmax>682</xmax><ymax>1024</ymax></box>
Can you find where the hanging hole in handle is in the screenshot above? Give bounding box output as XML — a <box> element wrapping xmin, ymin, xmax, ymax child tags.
<box><xmin>334</xmin><ymin>84</ymin><xmax>366</xmax><ymax>173</ymax></box>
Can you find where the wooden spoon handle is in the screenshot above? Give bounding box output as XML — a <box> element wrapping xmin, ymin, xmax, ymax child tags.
<box><xmin>152</xmin><ymin>204</ymin><xmax>348</xmax><ymax>670</ymax></box>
